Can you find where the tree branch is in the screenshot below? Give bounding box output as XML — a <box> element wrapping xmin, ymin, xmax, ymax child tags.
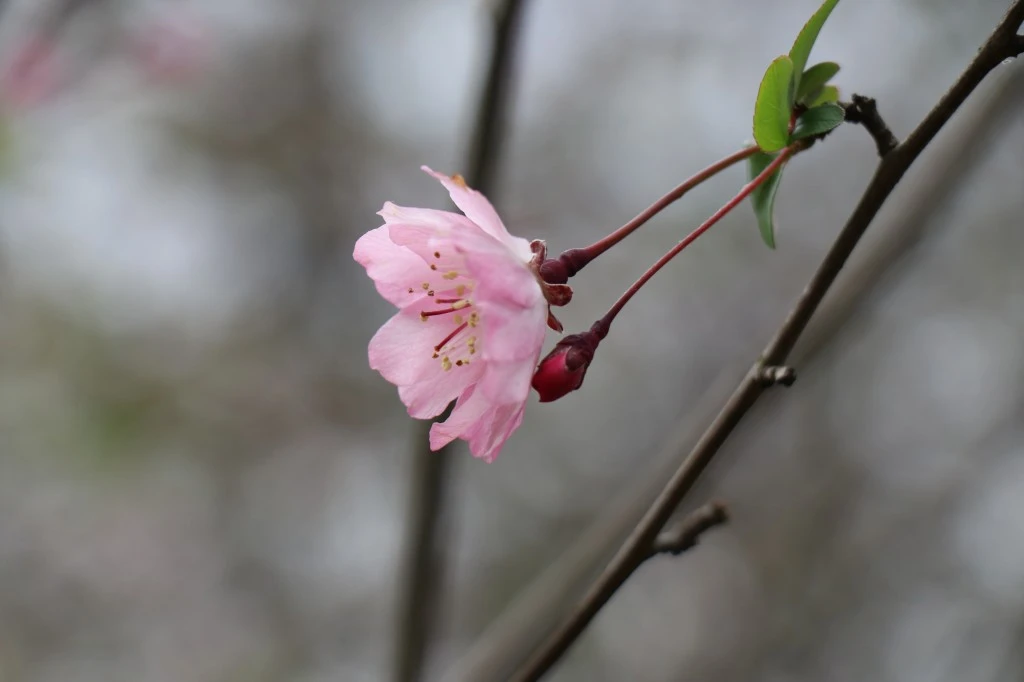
<box><xmin>648</xmin><ymin>502</ymin><xmax>729</xmax><ymax>557</ymax></box>
<box><xmin>393</xmin><ymin>2</ymin><xmax>530</xmax><ymax>681</ymax></box>
<box><xmin>445</xmin><ymin>59</ymin><xmax>1023</xmax><ymax>682</ymax></box>
<box><xmin>510</xmin><ymin>4</ymin><xmax>1024</xmax><ymax>680</ymax></box>
<box><xmin>842</xmin><ymin>94</ymin><xmax>899</xmax><ymax>157</ymax></box>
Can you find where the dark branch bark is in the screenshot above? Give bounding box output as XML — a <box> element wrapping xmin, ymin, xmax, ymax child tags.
<box><xmin>393</xmin><ymin>2</ymin><xmax>530</xmax><ymax>681</ymax></box>
<box><xmin>842</xmin><ymin>95</ymin><xmax>899</xmax><ymax>157</ymax></box>
<box><xmin>648</xmin><ymin>502</ymin><xmax>729</xmax><ymax>557</ymax></box>
<box><xmin>510</xmin><ymin>4</ymin><xmax>1024</xmax><ymax>680</ymax></box>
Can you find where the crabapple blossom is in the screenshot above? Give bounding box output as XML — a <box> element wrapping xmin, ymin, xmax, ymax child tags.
<box><xmin>354</xmin><ymin>166</ymin><xmax>565</xmax><ymax>462</ymax></box>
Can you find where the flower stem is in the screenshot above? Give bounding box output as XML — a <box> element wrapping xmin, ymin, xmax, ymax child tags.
<box><xmin>539</xmin><ymin>146</ymin><xmax>760</xmax><ymax>283</ymax></box>
<box><xmin>592</xmin><ymin>143</ymin><xmax>799</xmax><ymax>338</ymax></box>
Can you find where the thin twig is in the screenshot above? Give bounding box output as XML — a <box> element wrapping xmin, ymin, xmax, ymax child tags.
<box><xmin>445</xmin><ymin>57</ymin><xmax>1024</xmax><ymax>682</ymax></box>
<box><xmin>648</xmin><ymin>502</ymin><xmax>729</xmax><ymax>557</ymax></box>
<box><xmin>800</xmin><ymin>64</ymin><xmax>1024</xmax><ymax>360</ymax></box>
<box><xmin>510</xmin><ymin>4</ymin><xmax>1024</xmax><ymax>680</ymax></box>
<box><xmin>842</xmin><ymin>95</ymin><xmax>899</xmax><ymax>157</ymax></box>
<box><xmin>393</xmin><ymin>2</ymin><xmax>530</xmax><ymax>681</ymax></box>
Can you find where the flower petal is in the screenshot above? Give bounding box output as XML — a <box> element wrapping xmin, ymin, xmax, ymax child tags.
<box><xmin>353</xmin><ymin>225</ymin><xmax>431</xmax><ymax>307</ymax></box>
<box><xmin>421</xmin><ymin>166</ymin><xmax>533</xmax><ymax>261</ymax></box>
<box><xmin>451</xmin><ymin>225</ymin><xmax>543</xmax><ymax>311</ymax></box>
<box><xmin>3</xmin><ymin>36</ymin><xmax>59</xmax><ymax>107</ymax></box>
<box><xmin>368</xmin><ymin>302</ymin><xmax>481</xmax><ymax>418</ymax></box>
<box><xmin>477</xmin><ymin>295</ymin><xmax>548</xmax><ymax>364</ymax></box>
<box><xmin>379</xmin><ymin>201</ymin><xmax>476</xmax><ymax>232</ymax></box>
<box><xmin>478</xmin><ymin>357</ymin><xmax>538</xmax><ymax>406</ymax></box>
<box><xmin>399</xmin><ymin>361</ymin><xmax>480</xmax><ymax>419</ymax></box>
<box><xmin>429</xmin><ymin>384</ymin><xmax>526</xmax><ymax>462</ymax></box>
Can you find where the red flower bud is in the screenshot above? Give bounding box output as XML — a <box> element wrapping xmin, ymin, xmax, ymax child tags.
<box><xmin>531</xmin><ymin>330</ymin><xmax>601</xmax><ymax>402</ymax></box>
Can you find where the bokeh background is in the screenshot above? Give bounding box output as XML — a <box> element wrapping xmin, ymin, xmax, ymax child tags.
<box><xmin>0</xmin><ymin>0</ymin><xmax>1022</xmax><ymax>680</ymax></box>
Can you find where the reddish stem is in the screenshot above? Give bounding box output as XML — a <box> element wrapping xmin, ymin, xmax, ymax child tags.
<box><xmin>592</xmin><ymin>144</ymin><xmax>798</xmax><ymax>338</ymax></box>
<box><xmin>539</xmin><ymin>146</ymin><xmax>760</xmax><ymax>283</ymax></box>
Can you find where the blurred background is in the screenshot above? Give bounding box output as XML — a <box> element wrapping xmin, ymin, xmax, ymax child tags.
<box><xmin>0</xmin><ymin>0</ymin><xmax>1022</xmax><ymax>680</ymax></box>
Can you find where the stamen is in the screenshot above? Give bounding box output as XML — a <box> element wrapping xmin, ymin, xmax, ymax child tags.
<box><xmin>442</xmin><ymin>271</ymin><xmax>459</xmax><ymax>280</ymax></box>
<box><xmin>434</xmin><ymin>322</ymin><xmax>469</xmax><ymax>352</ymax></box>
<box><xmin>433</xmin><ymin>251</ymin><xmax>441</xmax><ymax>259</ymax></box>
<box><xmin>421</xmin><ymin>305</ymin><xmax>467</xmax><ymax>319</ymax></box>
<box><xmin>442</xmin><ymin>356</ymin><xmax>452</xmax><ymax>371</ymax></box>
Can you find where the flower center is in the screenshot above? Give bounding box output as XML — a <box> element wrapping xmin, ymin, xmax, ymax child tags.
<box><xmin>411</xmin><ymin>250</ymin><xmax>481</xmax><ymax>371</ymax></box>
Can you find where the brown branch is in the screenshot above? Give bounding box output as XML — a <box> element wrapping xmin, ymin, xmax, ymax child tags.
<box><xmin>842</xmin><ymin>94</ymin><xmax>899</xmax><ymax>157</ymax></box>
<box><xmin>393</xmin><ymin>2</ymin><xmax>530</xmax><ymax>681</ymax></box>
<box><xmin>510</xmin><ymin>4</ymin><xmax>1024</xmax><ymax>680</ymax></box>
<box><xmin>445</xmin><ymin>59</ymin><xmax>1024</xmax><ymax>682</ymax></box>
<box><xmin>648</xmin><ymin>502</ymin><xmax>729</xmax><ymax>557</ymax></box>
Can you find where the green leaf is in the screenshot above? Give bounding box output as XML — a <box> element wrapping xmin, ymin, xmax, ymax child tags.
<box><xmin>789</xmin><ymin>0</ymin><xmax>841</xmax><ymax>94</ymax></box>
<box><xmin>808</xmin><ymin>84</ymin><xmax>840</xmax><ymax>107</ymax></box>
<box><xmin>796</xmin><ymin>61</ymin><xmax>840</xmax><ymax>103</ymax></box>
<box><xmin>790</xmin><ymin>102</ymin><xmax>845</xmax><ymax>140</ymax></box>
<box><xmin>748</xmin><ymin>151</ymin><xmax>787</xmax><ymax>249</ymax></box>
<box><xmin>753</xmin><ymin>55</ymin><xmax>794</xmax><ymax>153</ymax></box>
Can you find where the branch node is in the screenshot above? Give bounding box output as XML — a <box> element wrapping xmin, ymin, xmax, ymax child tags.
<box><xmin>756</xmin><ymin>364</ymin><xmax>797</xmax><ymax>387</ymax></box>
<box><xmin>843</xmin><ymin>94</ymin><xmax>900</xmax><ymax>157</ymax></box>
<box><xmin>649</xmin><ymin>502</ymin><xmax>730</xmax><ymax>557</ymax></box>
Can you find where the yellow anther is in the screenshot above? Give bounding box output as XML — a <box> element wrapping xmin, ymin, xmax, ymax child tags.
<box><xmin>452</xmin><ymin>300</ymin><xmax>470</xmax><ymax>310</ymax></box>
<box><xmin>441</xmin><ymin>356</ymin><xmax>452</xmax><ymax>371</ymax></box>
<box><xmin>453</xmin><ymin>315</ymin><xmax>464</xmax><ymax>324</ymax></box>
<box><xmin>442</xmin><ymin>271</ymin><xmax>459</xmax><ymax>280</ymax></box>
<box><xmin>468</xmin><ymin>312</ymin><xmax>480</xmax><ymax>327</ymax></box>
<box><xmin>421</xmin><ymin>282</ymin><xmax>430</xmax><ymax>290</ymax></box>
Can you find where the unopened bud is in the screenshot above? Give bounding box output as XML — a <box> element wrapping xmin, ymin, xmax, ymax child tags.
<box><xmin>531</xmin><ymin>330</ymin><xmax>601</xmax><ymax>402</ymax></box>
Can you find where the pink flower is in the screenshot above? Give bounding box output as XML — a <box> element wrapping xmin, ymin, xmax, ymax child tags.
<box><xmin>127</xmin><ymin>9</ymin><xmax>208</xmax><ymax>84</ymax></box>
<box><xmin>354</xmin><ymin>166</ymin><xmax>551</xmax><ymax>462</ymax></box>
<box><xmin>2</xmin><ymin>36</ymin><xmax>60</xmax><ymax>108</ymax></box>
